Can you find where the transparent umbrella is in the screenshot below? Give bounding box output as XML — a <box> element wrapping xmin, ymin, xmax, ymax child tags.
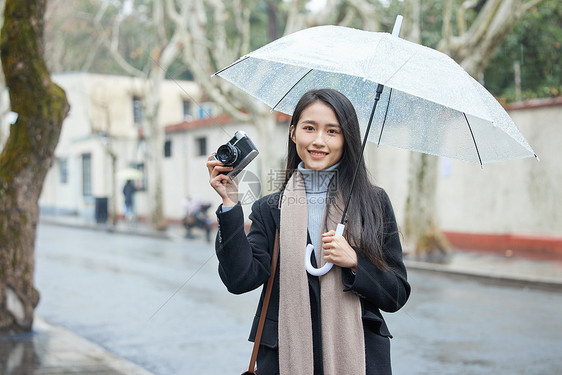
<box><xmin>116</xmin><ymin>168</ymin><xmax>143</xmax><ymax>180</ymax></box>
<box><xmin>213</xmin><ymin>16</ymin><xmax>538</xmax><ymax>275</ymax></box>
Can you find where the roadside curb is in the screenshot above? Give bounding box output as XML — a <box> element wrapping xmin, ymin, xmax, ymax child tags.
<box><xmin>1</xmin><ymin>317</ymin><xmax>156</xmax><ymax>375</ymax></box>
<box><xmin>39</xmin><ymin>218</ymin><xmax>172</xmax><ymax>240</ymax></box>
<box><xmin>37</xmin><ymin>317</ymin><xmax>155</xmax><ymax>375</ymax></box>
<box><xmin>405</xmin><ymin>259</ymin><xmax>562</xmax><ymax>291</ymax></box>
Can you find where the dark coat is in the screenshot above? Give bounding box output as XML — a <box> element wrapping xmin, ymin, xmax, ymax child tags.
<box><xmin>215</xmin><ymin>189</ymin><xmax>410</xmax><ymax>375</ymax></box>
<box><xmin>123</xmin><ymin>181</ymin><xmax>135</xmax><ymax>206</ymax></box>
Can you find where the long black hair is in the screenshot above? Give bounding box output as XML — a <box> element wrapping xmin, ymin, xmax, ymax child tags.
<box><xmin>282</xmin><ymin>88</ymin><xmax>389</xmax><ymax>269</ymax></box>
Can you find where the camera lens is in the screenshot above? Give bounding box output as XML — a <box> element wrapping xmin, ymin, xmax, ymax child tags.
<box><xmin>216</xmin><ymin>144</ymin><xmax>238</xmax><ymax>166</ymax></box>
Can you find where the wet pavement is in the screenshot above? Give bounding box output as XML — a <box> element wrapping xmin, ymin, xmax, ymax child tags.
<box><xmin>386</xmin><ymin>271</ymin><xmax>562</xmax><ymax>374</ymax></box>
<box><xmin>1</xmin><ymin>215</ymin><xmax>560</xmax><ymax>374</ymax></box>
<box><xmin>0</xmin><ymin>317</ymin><xmax>152</xmax><ymax>374</ymax></box>
<box><xmin>34</xmin><ymin>221</ymin><xmax>258</xmax><ymax>374</ymax></box>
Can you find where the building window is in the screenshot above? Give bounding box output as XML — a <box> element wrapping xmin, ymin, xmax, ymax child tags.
<box><xmin>198</xmin><ymin>102</ymin><xmax>215</xmax><ymax>119</ymax></box>
<box><xmin>196</xmin><ymin>137</ymin><xmax>207</xmax><ymax>157</ymax></box>
<box><xmin>133</xmin><ymin>96</ymin><xmax>143</xmax><ymax>125</ymax></box>
<box><xmin>182</xmin><ymin>100</ymin><xmax>192</xmax><ymax>121</ymax></box>
<box><xmin>58</xmin><ymin>158</ymin><xmax>68</xmax><ymax>184</ymax></box>
<box><xmin>82</xmin><ymin>153</ymin><xmax>92</xmax><ymax>197</ymax></box>
<box><xmin>164</xmin><ymin>140</ymin><xmax>172</xmax><ymax>158</ymax></box>
<box><xmin>133</xmin><ymin>162</ymin><xmax>147</xmax><ymax>191</ymax></box>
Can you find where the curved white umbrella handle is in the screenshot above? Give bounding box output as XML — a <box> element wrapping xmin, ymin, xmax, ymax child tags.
<box><xmin>305</xmin><ymin>223</ymin><xmax>345</xmax><ymax>276</ymax></box>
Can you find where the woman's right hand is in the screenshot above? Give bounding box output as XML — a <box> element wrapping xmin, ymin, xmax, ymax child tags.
<box><xmin>207</xmin><ymin>154</ymin><xmax>239</xmax><ymax>207</ymax></box>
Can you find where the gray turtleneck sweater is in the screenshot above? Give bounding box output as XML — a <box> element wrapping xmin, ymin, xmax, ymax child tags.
<box><xmin>297</xmin><ymin>161</ymin><xmax>339</xmax><ymax>252</ymax></box>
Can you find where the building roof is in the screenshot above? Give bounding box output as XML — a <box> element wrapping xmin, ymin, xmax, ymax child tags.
<box><xmin>507</xmin><ymin>96</ymin><xmax>562</xmax><ymax>111</ymax></box>
<box><xmin>165</xmin><ymin>112</ymin><xmax>291</xmax><ymax>134</ymax></box>
<box><xmin>164</xmin><ymin>96</ymin><xmax>562</xmax><ymax>134</ymax></box>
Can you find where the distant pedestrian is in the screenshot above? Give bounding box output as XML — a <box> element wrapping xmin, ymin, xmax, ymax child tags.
<box><xmin>182</xmin><ymin>196</ymin><xmax>212</xmax><ymax>242</ymax></box>
<box><xmin>123</xmin><ymin>180</ymin><xmax>136</xmax><ymax>223</ymax></box>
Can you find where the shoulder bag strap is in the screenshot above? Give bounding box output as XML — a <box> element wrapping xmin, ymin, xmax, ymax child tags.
<box><xmin>245</xmin><ymin>230</ymin><xmax>279</xmax><ymax>375</ymax></box>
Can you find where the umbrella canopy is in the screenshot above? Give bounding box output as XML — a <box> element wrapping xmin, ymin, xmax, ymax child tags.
<box><xmin>214</xmin><ymin>21</ymin><xmax>538</xmax><ymax>276</ymax></box>
<box><xmin>117</xmin><ymin>168</ymin><xmax>143</xmax><ymax>180</ymax></box>
<box><xmin>215</xmin><ymin>25</ymin><xmax>537</xmax><ymax>166</ymax></box>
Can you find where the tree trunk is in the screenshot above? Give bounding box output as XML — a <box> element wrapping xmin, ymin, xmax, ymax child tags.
<box><xmin>401</xmin><ymin>0</ymin><xmax>451</xmax><ymax>256</ymax></box>
<box><xmin>110</xmin><ymin>151</ymin><xmax>118</xmax><ymax>227</ymax></box>
<box><xmin>400</xmin><ymin>0</ymin><xmax>543</xmax><ymax>256</ymax></box>
<box><xmin>145</xmin><ymin>76</ymin><xmax>167</xmax><ymax>230</ymax></box>
<box><xmin>0</xmin><ymin>0</ymin><xmax>69</xmax><ymax>332</ymax></box>
<box><xmin>403</xmin><ymin>154</ymin><xmax>450</xmax><ymax>256</ymax></box>
<box><xmin>254</xmin><ymin>111</ymin><xmax>280</xmax><ymax>196</ymax></box>
<box><xmin>144</xmin><ymin>39</ymin><xmax>179</xmax><ymax>231</ymax></box>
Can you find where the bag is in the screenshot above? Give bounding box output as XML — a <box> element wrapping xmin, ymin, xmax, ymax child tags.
<box><xmin>241</xmin><ymin>231</ymin><xmax>279</xmax><ymax>375</ymax></box>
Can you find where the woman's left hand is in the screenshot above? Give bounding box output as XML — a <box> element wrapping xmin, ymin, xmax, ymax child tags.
<box><xmin>321</xmin><ymin>230</ymin><xmax>357</xmax><ymax>272</ymax></box>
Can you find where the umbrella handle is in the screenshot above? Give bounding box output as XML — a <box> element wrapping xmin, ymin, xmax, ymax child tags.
<box><xmin>305</xmin><ymin>223</ymin><xmax>345</xmax><ymax>276</ymax></box>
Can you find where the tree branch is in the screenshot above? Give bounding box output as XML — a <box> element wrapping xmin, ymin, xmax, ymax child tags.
<box><xmin>284</xmin><ymin>0</ymin><xmax>303</xmax><ymax>35</ymax></box>
<box><xmin>441</xmin><ymin>0</ymin><xmax>547</xmax><ymax>77</ymax></box>
<box><xmin>457</xmin><ymin>0</ymin><xmax>479</xmax><ymax>36</ymax></box>
<box><xmin>465</xmin><ymin>0</ymin><xmax>504</xmax><ymax>46</ymax></box>
<box><xmin>339</xmin><ymin>7</ymin><xmax>357</xmax><ymax>27</ymax></box>
<box><xmin>402</xmin><ymin>0</ymin><xmax>421</xmax><ymax>42</ymax></box>
<box><xmin>206</xmin><ymin>0</ymin><xmax>230</xmax><ymax>68</ymax></box>
<box><xmin>306</xmin><ymin>0</ymin><xmax>339</xmax><ymax>26</ymax></box>
<box><xmin>94</xmin><ymin>20</ymin><xmax>145</xmax><ymax>77</ymax></box>
<box><xmin>80</xmin><ymin>30</ymin><xmax>106</xmax><ymax>71</ymax></box>
<box><xmin>442</xmin><ymin>0</ymin><xmax>453</xmax><ymax>49</ymax></box>
<box><xmin>168</xmin><ymin>0</ymin><xmax>251</xmax><ymax>122</ymax></box>
<box><xmin>523</xmin><ymin>0</ymin><xmax>545</xmax><ymax>12</ymax></box>
<box><xmin>240</xmin><ymin>6</ymin><xmax>251</xmax><ymax>55</ymax></box>
<box><xmin>88</xmin><ymin>1</ymin><xmax>145</xmax><ymax>77</ymax></box>
<box><xmin>165</xmin><ymin>0</ymin><xmax>183</xmax><ymax>25</ymax></box>
<box><xmin>94</xmin><ymin>0</ymin><xmax>109</xmax><ymax>24</ymax></box>
<box><xmin>153</xmin><ymin>0</ymin><xmax>168</xmax><ymax>43</ymax></box>
<box><xmin>346</xmin><ymin>0</ymin><xmax>380</xmax><ymax>31</ymax></box>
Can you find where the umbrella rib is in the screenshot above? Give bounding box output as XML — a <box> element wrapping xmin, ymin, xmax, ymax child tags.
<box><xmin>270</xmin><ymin>69</ymin><xmax>313</xmax><ymax>112</ymax></box>
<box><xmin>463</xmin><ymin>112</ymin><xmax>483</xmax><ymax>168</ymax></box>
<box><xmin>377</xmin><ymin>88</ymin><xmax>393</xmax><ymax>147</ymax></box>
<box><xmin>212</xmin><ymin>56</ymin><xmax>250</xmax><ymax>77</ymax></box>
<box><xmin>383</xmin><ymin>53</ymin><xmax>416</xmax><ymax>86</ymax></box>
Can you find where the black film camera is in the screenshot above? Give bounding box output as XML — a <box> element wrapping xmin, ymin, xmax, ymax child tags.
<box><xmin>212</xmin><ymin>130</ymin><xmax>259</xmax><ymax>178</ymax></box>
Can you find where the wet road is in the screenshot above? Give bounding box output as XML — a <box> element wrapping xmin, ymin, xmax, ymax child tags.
<box><xmin>35</xmin><ymin>224</ymin><xmax>562</xmax><ymax>374</ymax></box>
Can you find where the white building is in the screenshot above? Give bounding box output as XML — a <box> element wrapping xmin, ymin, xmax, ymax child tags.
<box><xmin>37</xmin><ymin>72</ymin><xmax>562</xmax><ymax>256</ymax></box>
<box><xmin>39</xmin><ymin>72</ymin><xmax>204</xmax><ymax>221</ymax></box>
<box><xmin>163</xmin><ymin>113</ymin><xmax>290</xmax><ymax>221</ymax></box>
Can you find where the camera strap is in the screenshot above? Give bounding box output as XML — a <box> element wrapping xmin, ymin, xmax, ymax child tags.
<box><xmin>244</xmin><ymin>230</ymin><xmax>279</xmax><ymax>375</ymax></box>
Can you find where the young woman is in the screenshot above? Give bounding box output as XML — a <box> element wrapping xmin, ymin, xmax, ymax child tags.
<box><xmin>207</xmin><ymin>89</ymin><xmax>410</xmax><ymax>375</ymax></box>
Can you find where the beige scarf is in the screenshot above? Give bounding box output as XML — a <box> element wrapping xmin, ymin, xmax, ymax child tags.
<box><xmin>279</xmin><ymin>171</ymin><xmax>366</xmax><ymax>375</ymax></box>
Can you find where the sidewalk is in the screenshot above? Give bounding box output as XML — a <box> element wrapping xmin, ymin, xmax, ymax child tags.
<box><xmin>404</xmin><ymin>251</ymin><xmax>562</xmax><ymax>291</ymax></box>
<box><xmin>39</xmin><ymin>213</ymin><xmax>185</xmax><ymax>240</ymax></box>
<box><xmin>0</xmin><ymin>317</ymin><xmax>153</xmax><ymax>375</ymax></box>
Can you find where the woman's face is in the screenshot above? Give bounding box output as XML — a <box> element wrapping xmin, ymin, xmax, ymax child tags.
<box><xmin>290</xmin><ymin>101</ymin><xmax>344</xmax><ymax>170</ymax></box>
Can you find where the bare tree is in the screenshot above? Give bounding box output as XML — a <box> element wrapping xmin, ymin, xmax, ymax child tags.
<box><xmin>0</xmin><ymin>0</ymin><xmax>69</xmax><ymax>332</ymax></box>
<box><xmin>179</xmin><ymin>0</ymin><xmax>545</xmax><ymax>256</ymax></box>
<box><xmin>401</xmin><ymin>0</ymin><xmax>545</xmax><ymax>256</ymax></box>
<box><xmin>440</xmin><ymin>0</ymin><xmax>545</xmax><ymax>76</ymax></box>
<box><xmin>0</xmin><ymin>0</ymin><xmax>7</xmax><ymax>150</ymax></box>
<box><xmin>166</xmin><ymin>0</ymin><xmax>359</xmax><ymax>193</ymax></box>
<box><xmin>41</xmin><ymin>0</ymin><xmax>546</xmax><ymax>250</ymax></box>
<box><xmin>84</xmin><ymin>0</ymin><xmax>183</xmax><ymax>230</ymax></box>
<box><xmin>164</xmin><ymin>0</ymin><xmax>545</xmax><ymax>253</ymax></box>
